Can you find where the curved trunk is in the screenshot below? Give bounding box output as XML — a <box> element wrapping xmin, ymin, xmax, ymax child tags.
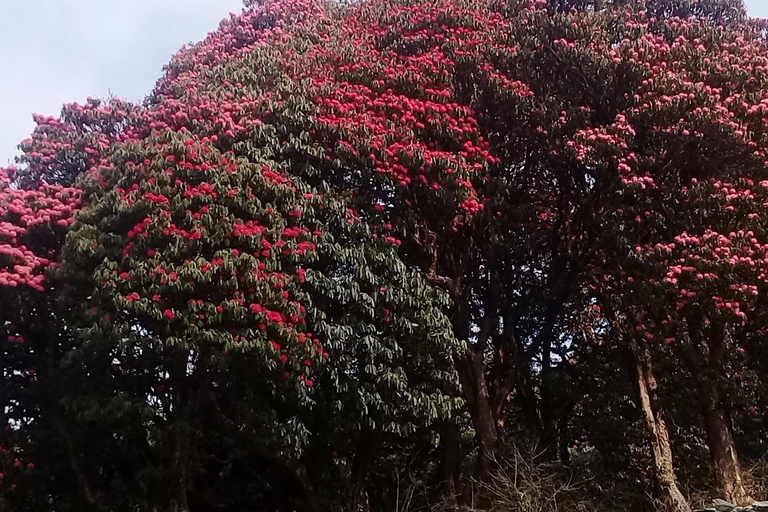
<box><xmin>631</xmin><ymin>341</ymin><xmax>691</xmax><ymax>512</ymax></box>
<box><xmin>451</xmin><ymin>268</ymin><xmax>498</xmax><ymax>480</ymax></box>
<box><xmin>681</xmin><ymin>319</ymin><xmax>752</xmax><ymax>505</ymax></box>
<box><xmin>699</xmin><ymin>380</ymin><xmax>751</xmax><ymax>505</ymax></box>
<box><xmin>429</xmin><ymin>240</ymin><xmax>499</xmax><ymax>484</ymax></box>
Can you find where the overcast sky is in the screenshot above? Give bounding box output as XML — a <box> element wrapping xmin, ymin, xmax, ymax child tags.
<box><xmin>1</xmin><ymin>0</ymin><xmax>767</xmax><ymax>166</ymax></box>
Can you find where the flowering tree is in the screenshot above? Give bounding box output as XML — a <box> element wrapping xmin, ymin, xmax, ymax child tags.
<box><xmin>562</xmin><ymin>9</ymin><xmax>768</xmax><ymax>503</ymax></box>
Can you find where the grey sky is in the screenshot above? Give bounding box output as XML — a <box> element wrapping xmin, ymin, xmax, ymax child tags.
<box><xmin>0</xmin><ymin>0</ymin><xmax>243</xmax><ymax>165</ymax></box>
<box><xmin>1</xmin><ymin>0</ymin><xmax>767</xmax><ymax>165</ymax></box>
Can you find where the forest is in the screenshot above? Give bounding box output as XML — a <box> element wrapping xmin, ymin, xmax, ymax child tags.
<box><xmin>1</xmin><ymin>0</ymin><xmax>768</xmax><ymax>510</ymax></box>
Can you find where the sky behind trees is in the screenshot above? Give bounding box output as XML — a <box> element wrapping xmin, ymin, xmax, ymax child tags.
<box><xmin>0</xmin><ymin>0</ymin><xmax>766</xmax><ymax>165</ymax></box>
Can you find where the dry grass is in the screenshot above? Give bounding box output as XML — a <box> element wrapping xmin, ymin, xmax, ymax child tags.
<box><xmin>417</xmin><ymin>447</ymin><xmax>659</xmax><ymax>512</ymax></box>
<box><xmin>455</xmin><ymin>453</ymin><xmax>587</xmax><ymax>512</ymax></box>
<box><xmin>676</xmin><ymin>456</ymin><xmax>768</xmax><ymax>510</ymax></box>
<box><xmin>744</xmin><ymin>456</ymin><xmax>768</xmax><ymax>502</ymax></box>
<box><xmin>403</xmin><ymin>452</ymin><xmax>768</xmax><ymax>512</ymax></box>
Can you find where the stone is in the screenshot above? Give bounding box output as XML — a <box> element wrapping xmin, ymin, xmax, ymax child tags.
<box><xmin>713</xmin><ymin>499</ymin><xmax>737</xmax><ymax>512</ymax></box>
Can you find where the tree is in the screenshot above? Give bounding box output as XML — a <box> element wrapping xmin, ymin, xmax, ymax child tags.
<box><xmin>0</xmin><ymin>164</ymin><xmax>80</xmax><ymax>510</ymax></box>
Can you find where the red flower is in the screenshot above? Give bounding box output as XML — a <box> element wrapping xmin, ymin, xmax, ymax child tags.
<box><xmin>164</xmin><ymin>309</ymin><xmax>176</xmax><ymax>320</ymax></box>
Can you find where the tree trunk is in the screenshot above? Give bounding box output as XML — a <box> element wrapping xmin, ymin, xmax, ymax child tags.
<box><xmin>489</xmin><ymin>369</ymin><xmax>515</xmax><ymax>437</ymax></box>
<box><xmin>540</xmin><ymin>335</ymin><xmax>558</xmax><ymax>460</ymax></box>
<box><xmin>699</xmin><ymin>387</ymin><xmax>751</xmax><ymax>506</ymax></box>
<box><xmin>168</xmin><ymin>351</ymin><xmax>193</xmax><ymax>512</ymax></box>
<box><xmin>439</xmin><ymin>422</ymin><xmax>460</xmax><ymax>509</ymax></box>
<box><xmin>458</xmin><ymin>346</ymin><xmax>499</xmax><ymax>479</ymax></box>
<box><xmin>681</xmin><ymin>319</ymin><xmax>751</xmax><ymax>505</ymax></box>
<box><xmin>452</xmin><ymin>277</ymin><xmax>498</xmax><ymax>480</ymax></box>
<box><xmin>431</xmin><ymin>243</ymin><xmax>498</xmax><ymax>485</ymax></box>
<box><xmin>349</xmin><ymin>431</ymin><xmax>373</xmax><ymax>512</ymax></box>
<box><xmin>508</xmin><ymin>331</ymin><xmax>546</xmax><ymax>448</ymax></box>
<box><xmin>631</xmin><ymin>341</ymin><xmax>691</xmax><ymax>512</ymax></box>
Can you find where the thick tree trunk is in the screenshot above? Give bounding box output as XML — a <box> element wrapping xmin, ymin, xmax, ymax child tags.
<box><xmin>681</xmin><ymin>320</ymin><xmax>751</xmax><ymax>505</ymax></box>
<box><xmin>431</xmin><ymin>243</ymin><xmax>499</xmax><ymax>488</ymax></box>
<box><xmin>631</xmin><ymin>342</ymin><xmax>691</xmax><ymax>512</ymax></box>
<box><xmin>451</xmin><ymin>274</ymin><xmax>499</xmax><ymax>480</ymax></box>
<box><xmin>488</xmin><ymin>312</ymin><xmax>515</xmax><ymax>437</ymax></box>
<box><xmin>168</xmin><ymin>351</ymin><xmax>193</xmax><ymax>512</ymax></box>
<box><xmin>508</xmin><ymin>333</ymin><xmax>546</xmax><ymax>449</ymax></box>
<box><xmin>439</xmin><ymin>422</ymin><xmax>460</xmax><ymax>508</ymax></box>
<box><xmin>458</xmin><ymin>346</ymin><xmax>499</xmax><ymax>478</ymax></box>
<box><xmin>699</xmin><ymin>388</ymin><xmax>751</xmax><ymax>506</ymax></box>
<box><xmin>488</xmin><ymin>369</ymin><xmax>515</xmax><ymax>437</ymax></box>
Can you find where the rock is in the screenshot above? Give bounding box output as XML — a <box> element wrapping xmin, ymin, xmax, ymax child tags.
<box><xmin>699</xmin><ymin>499</ymin><xmax>768</xmax><ymax>512</ymax></box>
<box><xmin>713</xmin><ymin>499</ymin><xmax>737</xmax><ymax>512</ymax></box>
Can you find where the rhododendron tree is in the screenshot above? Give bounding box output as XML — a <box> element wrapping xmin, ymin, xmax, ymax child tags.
<box><xmin>51</xmin><ymin>130</ymin><xmax>462</xmax><ymax>509</ymax></box>
<box><xmin>0</xmin><ymin>160</ymin><xmax>82</xmax><ymax>509</ymax></box>
<box><xmin>560</xmin><ymin>10</ymin><xmax>768</xmax><ymax>503</ymax></box>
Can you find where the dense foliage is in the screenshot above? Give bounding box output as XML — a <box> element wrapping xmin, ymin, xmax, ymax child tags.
<box><xmin>2</xmin><ymin>0</ymin><xmax>768</xmax><ymax>510</ymax></box>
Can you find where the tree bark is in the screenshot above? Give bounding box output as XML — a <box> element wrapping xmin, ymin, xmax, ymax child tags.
<box><xmin>458</xmin><ymin>345</ymin><xmax>499</xmax><ymax>479</ymax></box>
<box><xmin>451</xmin><ymin>270</ymin><xmax>498</xmax><ymax>481</ymax></box>
<box><xmin>349</xmin><ymin>431</ymin><xmax>373</xmax><ymax>512</ymax></box>
<box><xmin>168</xmin><ymin>351</ymin><xmax>193</xmax><ymax>512</ymax></box>
<box><xmin>508</xmin><ymin>327</ymin><xmax>546</xmax><ymax>448</ymax></box>
<box><xmin>439</xmin><ymin>422</ymin><xmax>460</xmax><ymax>509</ymax></box>
<box><xmin>681</xmin><ymin>319</ymin><xmax>752</xmax><ymax>506</ymax></box>
<box><xmin>605</xmin><ymin>303</ymin><xmax>690</xmax><ymax>512</ymax></box>
<box><xmin>631</xmin><ymin>341</ymin><xmax>691</xmax><ymax>512</ymax></box>
<box><xmin>430</xmin><ymin>241</ymin><xmax>499</xmax><ymax>485</ymax></box>
<box><xmin>488</xmin><ymin>367</ymin><xmax>515</xmax><ymax>437</ymax></box>
<box><xmin>700</xmin><ymin>387</ymin><xmax>751</xmax><ymax>506</ymax></box>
